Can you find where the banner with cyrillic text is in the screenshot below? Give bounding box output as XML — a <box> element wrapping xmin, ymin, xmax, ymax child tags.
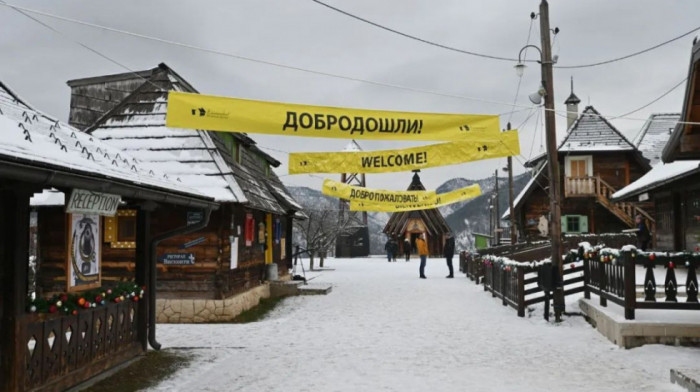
<box><xmin>322</xmin><ymin>179</ymin><xmax>437</xmax><ymax>204</ymax></box>
<box><xmin>349</xmin><ymin>184</ymin><xmax>481</xmax><ymax>212</ymax></box>
<box><xmin>290</xmin><ymin>130</ymin><xmax>519</xmax><ymax>174</ymax></box>
<box><xmin>165</xmin><ymin>91</ymin><xmax>501</xmax><ymax>141</ymax></box>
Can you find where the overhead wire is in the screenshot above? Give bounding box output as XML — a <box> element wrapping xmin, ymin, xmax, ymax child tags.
<box><xmin>309</xmin><ymin>0</ymin><xmax>700</xmax><ymax>70</ymax></box>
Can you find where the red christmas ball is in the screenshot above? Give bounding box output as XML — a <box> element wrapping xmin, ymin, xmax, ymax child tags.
<box><xmin>133</xmin><ymin>296</ymin><xmax>139</xmax><ymax>302</ymax></box>
<box><xmin>72</xmin><ymin>310</ymin><xmax>78</xmax><ymax>316</ymax></box>
<box><xmin>83</xmin><ymin>302</ymin><xmax>91</xmax><ymax>309</ymax></box>
<box><xmin>695</xmin><ymin>247</ymin><xmax>699</xmax><ymax>252</ymax></box>
<box><xmin>114</xmin><ymin>297</ymin><xmax>121</xmax><ymax>303</ymax></box>
<box><xmin>669</xmin><ymin>261</ymin><xmax>675</xmax><ymax>269</ymax></box>
<box><xmin>95</xmin><ymin>295</ymin><xmax>102</xmax><ymax>302</ymax></box>
<box><xmin>570</xmin><ymin>263</ymin><xmax>575</xmax><ymax>269</ymax></box>
<box><xmin>649</xmin><ymin>253</ymin><xmax>656</xmax><ymax>261</ymax></box>
<box><xmin>60</xmin><ymin>294</ymin><xmax>68</xmax><ymax>302</ymax></box>
<box><xmin>49</xmin><ymin>305</ymin><xmax>58</xmax><ymax>313</ymax></box>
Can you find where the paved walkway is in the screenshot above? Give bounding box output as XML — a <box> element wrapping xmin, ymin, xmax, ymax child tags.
<box><xmin>150</xmin><ymin>257</ymin><xmax>699</xmax><ymax>391</ymax></box>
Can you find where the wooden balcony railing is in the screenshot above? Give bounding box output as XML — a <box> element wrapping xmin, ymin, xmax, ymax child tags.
<box><xmin>564</xmin><ymin>176</ymin><xmax>597</xmax><ymax>197</ymax></box>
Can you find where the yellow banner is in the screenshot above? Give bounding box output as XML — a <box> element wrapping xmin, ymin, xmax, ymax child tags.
<box><xmin>322</xmin><ymin>179</ymin><xmax>437</xmax><ymax>204</ymax></box>
<box><xmin>349</xmin><ymin>184</ymin><xmax>481</xmax><ymax>212</ymax></box>
<box><xmin>165</xmin><ymin>91</ymin><xmax>501</xmax><ymax>141</ymax></box>
<box><xmin>290</xmin><ymin>130</ymin><xmax>519</xmax><ymax>174</ymax></box>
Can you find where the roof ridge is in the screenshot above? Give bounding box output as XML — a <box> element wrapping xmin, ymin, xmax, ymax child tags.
<box><xmin>558</xmin><ymin>105</ymin><xmax>635</xmax><ymax>151</ymax></box>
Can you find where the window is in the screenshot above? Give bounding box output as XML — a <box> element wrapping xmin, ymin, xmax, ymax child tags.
<box><xmin>564</xmin><ymin>155</ymin><xmax>593</xmax><ymax>178</ymax></box>
<box><xmin>561</xmin><ymin>215</ymin><xmax>589</xmax><ymax>233</ymax></box>
<box><xmin>104</xmin><ymin>210</ymin><xmax>137</xmax><ymax>248</ymax></box>
<box><xmin>221</xmin><ymin>133</ymin><xmax>239</xmax><ymax>163</ymax></box>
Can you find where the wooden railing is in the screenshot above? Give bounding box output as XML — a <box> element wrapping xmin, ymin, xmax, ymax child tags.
<box><xmin>564</xmin><ymin>175</ymin><xmax>654</xmax><ymax>230</ymax></box>
<box><xmin>21</xmin><ymin>301</ymin><xmax>142</xmax><ymax>391</ymax></box>
<box><xmin>564</xmin><ymin>176</ymin><xmax>597</xmax><ymax>197</ymax></box>
<box><xmin>578</xmin><ymin>247</ymin><xmax>700</xmax><ymax>319</ymax></box>
<box><xmin>475</xmin><ymin>255</ymin><xmax>585</xmax><ymax>319</ymax></box>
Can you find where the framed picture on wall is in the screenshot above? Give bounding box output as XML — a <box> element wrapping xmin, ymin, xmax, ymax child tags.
<box><xmin>67</xmin><ymin>213</ymin><xmax>102</xmax><ymax>292</ymax></box>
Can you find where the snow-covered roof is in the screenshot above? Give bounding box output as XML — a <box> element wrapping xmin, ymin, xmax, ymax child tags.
<box><xmin>559</xmin><ymin>106</ymin><xmax>635</xmax><ymax>152</ymax></box>
<box><xmin>612</xmin><ymin>160</ymin><xmax>700</xmax><ymax>200</ymax></box>
<box><xmin>87</xmin><ymin>68</ymin><xmax>246</xmax><ymax>204</ymax></box>
<box><xmin>502</xmin><ymin>162</ymin><xmax>547</xmax><ymax>220</ymax></box>
<box><xmin>30</xmin><ymin>189</ymin><xmax>65</xmax><ymax>206</ymax></box>
<box><xmin>633</xmin><ymin>113</ymin><xmax>680</xmax><ymax>166</ymax></box>
<box><xmin>0</xmin><ymin>80</ymin><xmax>206</xmax><ymax>199</ymax></box>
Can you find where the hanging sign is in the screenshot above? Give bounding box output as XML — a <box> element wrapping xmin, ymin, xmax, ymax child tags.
<box><xmin>290</xmin><ymin>131</ymin><xmax>520</xmax><ymax>174</ymax></box>
<box><xmin>230</xmin><ymin>236</ymin><xmax>239</xmax><ymax>270</ymax></box>
<box><xmin>322</xmin><ymin>179</ymin><xmax>437</xmax><ymax>204</ymax></box>
<box><xmin>66</xmin><ymin>189</ymin><xmax>121</xmax><ymax>217</ymax></box>
<box><xmin>187</xmin><ymin>211</ymin><xmax>204</xmax><ymax>226</ymax></box>
<box><xmin>166</xmin><ymin>91</ymin><xmax>501</xmax><ymax>141</ymax></box>
<box><xmin>180</xmin><ymin>236</ymin><xmax>206</xmax><ymax>249</ymax></box>
<box><xmin>349</xmin><ymin>184</ymin><xmax>481</xmax><ymax>212</ymax></box>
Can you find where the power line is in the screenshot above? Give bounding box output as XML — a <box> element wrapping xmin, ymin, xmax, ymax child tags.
<box><xmin>616</xmin><ymin>77</ymin><xmax>687</xmax><ymax>118</ymax></box>
<box><xmin>1</xmin><ymin>1</ymin><xmax>697</xmax><ymax>127</ymax></box>
<box><xmin>310</xmin><ymin>0</ymin><xmax>700</xmax><ymax>70</ymax></box>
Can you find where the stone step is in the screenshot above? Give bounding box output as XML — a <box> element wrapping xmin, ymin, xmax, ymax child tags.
<box><xmin>298</xmin><ymin>283</ymin><xmax>333</xmax><ymax>296</ymax></box>
<box><xmin>671</xmin><ymin>369</ymin><xmax>700</xmax><ymax>392</ymax></box>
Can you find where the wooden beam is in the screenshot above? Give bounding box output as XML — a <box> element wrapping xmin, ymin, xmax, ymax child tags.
<box><xmin>134</xmin><ymin>205</ymin><xmax>153</xmax><ymax>351</ymax></box>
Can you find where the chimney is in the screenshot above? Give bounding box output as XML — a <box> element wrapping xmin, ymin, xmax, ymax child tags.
<box><xmin>564</xmin><ymin>77</ymin><xmax>581</xmax><ymax>131</ymax></box>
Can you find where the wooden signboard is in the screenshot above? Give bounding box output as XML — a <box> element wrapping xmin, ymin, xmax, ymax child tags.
<box><xmin>67</xmin><ymin>213</ymin><xmax>101</xmax><ymax>292</ymax></box>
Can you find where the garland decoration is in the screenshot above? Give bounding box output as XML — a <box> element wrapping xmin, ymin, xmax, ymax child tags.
<box><xmin>29</xmin><ymin>281</ymin><xmax>145</xmax><ymax>315</ymax></box>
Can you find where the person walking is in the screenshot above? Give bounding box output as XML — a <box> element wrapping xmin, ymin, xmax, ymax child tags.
<box><xmin>415</xmin><ymin>233</ymin><xmax>429</xmax><ymax>279</ymax></box>
<box><xmin>635</xmin><ymin>214</ymin><xmax>651</xmax><ymax>251</ymax></box>
<box><xmin>444</xmin><ymin>232</ymin><xmax>455</xmax><ymax>278</ymax></box>
<box><xmin>384</xmin><ymin>238</ymin><xmax>393</xmax><ymax>262</ymax></box>
<box><xmin>390</xmin><ymin>238</ymin><xmax>398</xmax><ymax>262</ymax></box>
<box><xmin>403</xmin><ymin>238</ymin><xmax>411</xmax><ymax>262</ymax></box>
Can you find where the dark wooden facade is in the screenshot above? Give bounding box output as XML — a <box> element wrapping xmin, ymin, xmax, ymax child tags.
<box><xmin>383</xmin><ymin>172</ymin><xmax>451</xmax><ymax>257</ymax></box>
<box><xmin>65</xmin><ymin>64</ymin><xmax>302</xmax><ymax>301</ymax></box>
<box><xmin>663</xmin><ymin>40</ymin><xmax>700</xmax><ymax>162</ymax></box>
<box><xmin>0</xmin><ymin>80</ymin><xmax>217</xmax><ymax>391</ymax></box>
<box><xmin>511</xmin><ymin>106</ymin><xmax>654</xmax><ymax>241</ymax></box>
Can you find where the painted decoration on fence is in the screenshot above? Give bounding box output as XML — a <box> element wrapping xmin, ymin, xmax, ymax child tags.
<box><xmin>67</xmin><ymin>213</ymin><xmax>101</xmax><ymax>291</ymax></box>
<box><xmin>349</xmin><ymin>184</ymin><xmax>481</xmax><ymax>212</ymax></box>
<box><xmin>165</xmin><ymin>91</ymin><xmax>500</xmax><ymax>141</ymax></box>
<box><xmin>322</xmin><ymin>179</ymin><xmax>437</xmax><ymax>205</ymax></box>
<box><xmin>245</xmin><ymin>213</ymin><xmax>254</xmax><ymax>246</ymax></box>
<box><xmin>289</xmin><ymin>131</ymin><xmax>520</xmax><ymax>174</ymax></box>
<box><xmin>230</xmin><ymin>236</ymin><xmax>239</xmax><ymax>270</ymax></box>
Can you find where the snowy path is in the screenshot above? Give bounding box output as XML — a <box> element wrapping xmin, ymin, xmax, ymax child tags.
<box><xmin>150</xmin><ymin>257</ymin><xmax>698</xmax><ymax>392</ymax></box>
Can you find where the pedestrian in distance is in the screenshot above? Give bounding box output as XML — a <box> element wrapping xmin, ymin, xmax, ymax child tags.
<box><xmin>416</xmin><ymin>233</ymin><xmax>429</xmax><ymax>279</ymax></box>
<box><xmin>444</xmin><ymin>232</ymin><xmax>455</xmax><ymax>278</ymax></box>
<box><xmin>403</xmin><ymin>237</ymin><xmax>411</xmax><ymax>262</ymax></box>
<box><xmin>635</xmin><ymin>214</ymin><xmax>651</xmax><ymax>251</ymax></box>
<box><xmin>390</xmin><ymin>238</ymin><xmax>398</xmax><ymax>262</ymax></box>
<box><xmin>384</xmin><ymin>238</ymin><xmax>393</xmax><ymax>262</ymax></box>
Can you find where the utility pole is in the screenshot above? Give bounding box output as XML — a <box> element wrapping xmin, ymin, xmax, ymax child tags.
<box><xmin>494</xmin><ymin>169</ymin><xmax>500</xmax><ymax>245</ymax></box>
<box><xmin>507</xmin><ymin>122</ymin><xmax>517</xmax><ymax>246</ymax></box>
<box><xmin>539</xmin><ymin>0</ymin><xmax>564</xmax><ymax>321</ymax></box>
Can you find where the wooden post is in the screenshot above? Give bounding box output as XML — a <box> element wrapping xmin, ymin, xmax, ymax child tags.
<box><xmin>599</xmin><ymin>260</ymin><xmax>608</xmax><ymax>307</ymax></box>
<box><xmin>517</xmin><ymin>268</ymin><xmax>525</xmax><ymax>317</ymax></box>
<box><xmin>623</xmin><ymin>251</ymin><xmax>636</xmax><ymax>320</ymax></box>
<box><xmin>583</xmin><ymin>254</ymin><xmax>591</xmax><ymax>300</ymax></box>
<box><xmin>501</xmin><ymin>268</ymin><xmax>507</xmax><ymax>306</ymax></box>
<box><xmin>494</xmin><ymin>170</ymin><xmax>500</xmax><ymax>245</ymax></box>
<box><xmin>135</xmin><ymin>204</ymin><xmax>154</xmax><ymax>351</ymax></box>
<box><xmin>0</xmin><ymin>188</ymin><xmax>31</xmax><ymax>391</ymax></box>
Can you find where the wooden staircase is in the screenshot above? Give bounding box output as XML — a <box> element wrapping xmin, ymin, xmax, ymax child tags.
<box><xmin>565</xmin><ymin>176</ymin><xmax>655</xmax><ymax>230</ymax></box>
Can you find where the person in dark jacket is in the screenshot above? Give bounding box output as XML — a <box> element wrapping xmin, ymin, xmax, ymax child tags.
<box><xmin>444</xmin><ymin>232</ymin><xmax>456</xmax><ymax>278</ymax></box>
<box><xmin>384</xmin><ymin>238</ymin><xmax>393</xmax><ymax>262</ymax></box>
<box><xmin>635</xmin><ymin>215</ymin><xmax>650</xmax><ymax>251</ymax></box>
<box><xmin>390</xmin><ymin>238</ymin><xmax>398</xmax><ymax>262</ymax></box>
<box><xmin>403</xmin><ymin>237</ymin><xmax>412</xmax><ymax>262</ymax></box>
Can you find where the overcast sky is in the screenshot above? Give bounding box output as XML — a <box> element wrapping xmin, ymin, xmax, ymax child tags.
<box><xmin>1</xmin><ymin>0</ymin><xmax>698</xmax><ymax>191</ymax></box>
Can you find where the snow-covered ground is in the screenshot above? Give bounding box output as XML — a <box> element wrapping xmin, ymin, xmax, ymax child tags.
<box><xmin>151</xmin><ymin>257</ymin><xmax>699</xmax><ymax>392</ymax></box>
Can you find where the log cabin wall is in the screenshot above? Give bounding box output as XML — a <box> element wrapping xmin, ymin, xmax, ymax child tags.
<box><xmin>588</xmin><ymin>152</ymin><xmax>647</xmax><ymax>191</ymax></box>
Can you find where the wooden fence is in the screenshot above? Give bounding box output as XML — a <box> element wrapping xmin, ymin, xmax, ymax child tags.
<box><xmin>576</xmin><ymin>246</ymin><xmax>700</xmax><ymax>320</ymax></box>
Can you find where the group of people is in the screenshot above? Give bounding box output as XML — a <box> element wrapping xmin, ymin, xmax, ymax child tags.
<box><xmin>384</xmin><ymin>232</ymin><xmax>455</xmax><ymax>279</ymax></box>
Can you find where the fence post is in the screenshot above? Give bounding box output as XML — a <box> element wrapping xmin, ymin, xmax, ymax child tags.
<box><xmin>583</xmin><ymin>252</ymin><xmax>591</xmax><ymax>300</ymax></box>
<box><xmin>484</xmin><ymin>262</ymin><xmax>489</xmax><ymax>292</ymax></box>
<box><xmin>517</xmin><ymin>267</ymin><xmax>525</xmax><ymax>317</ymax></box>
<box><xmin>623</xmin><ymin>250</ymin><xmax>635</xmax><ymax>320</ymax></box>
<box><xmin>599</xmin><ymin>258</ymin><xmax>608</xmax><ymax>307</ymax></box>
<box><xmin>492</xmin><ymin>265</ymin><xmax>497</xmax><ymax>298</ymax></box>
<box><xmin>502</xmin><ymin>268</ymin><xmax>508</xmax><ymax>306</ymax></box>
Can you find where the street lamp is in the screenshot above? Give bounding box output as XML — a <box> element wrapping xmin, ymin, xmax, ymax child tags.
<box><xmin>514</xmin><ymin>0</ymin><xmax>564</xmax><ymax>322</ymax></box>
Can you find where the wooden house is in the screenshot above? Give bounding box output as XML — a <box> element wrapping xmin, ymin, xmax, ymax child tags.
<box><xmin>53</xmin><ymin>63</ymin><xmax>304</xmax><ymax>323</ymax></box>
<box><xmin>614</xmin><ymin>40</ymin><xmax>700</xmax><ymax>251</ymax></box>
<box><xmin>0</xmin><ymin>80</ymin><xmax>217</xmax><ymax>391</ymax></box>
<box><xmin>504</xmin><ymin>104</ymin><xmax>654</xmax><ymax>240</ymax></box>
<box><xmin>383</xmin><ymin>172</ymin><xmax>451</xmax><ymax>257</ymax></box>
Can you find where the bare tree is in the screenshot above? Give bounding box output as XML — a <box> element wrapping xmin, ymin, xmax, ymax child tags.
<box><xmin>294</xmin><ymin>208</ymin><xmax>352</xmax><ymax>270</ymax></box>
